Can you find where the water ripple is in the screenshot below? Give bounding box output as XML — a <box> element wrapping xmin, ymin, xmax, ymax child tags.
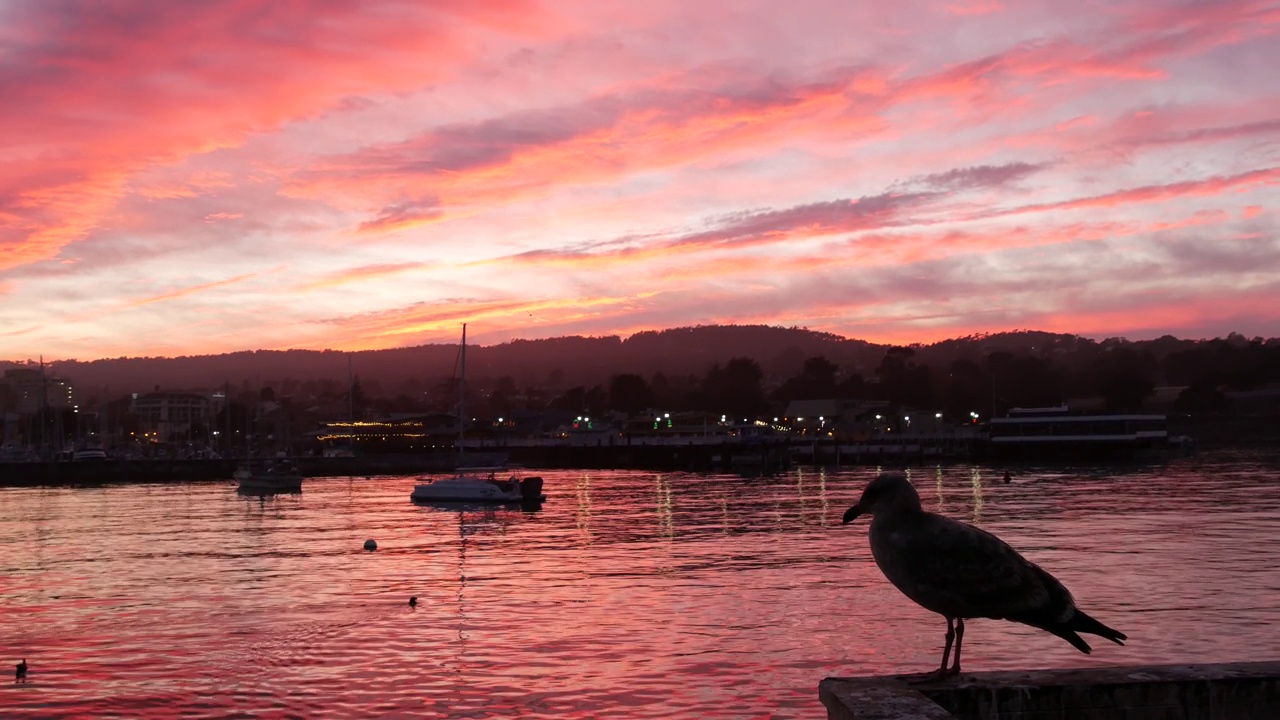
<box><xmin>2</xmin><ymin>450</ymin><xmax>1279</xmax><ymax>717</ymax></box>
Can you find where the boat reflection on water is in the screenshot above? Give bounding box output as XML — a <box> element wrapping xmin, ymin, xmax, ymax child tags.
<box><xmin>411</xmin><ymin>498</ymin><xmax>543</xmax><ymax>696</ymax></box>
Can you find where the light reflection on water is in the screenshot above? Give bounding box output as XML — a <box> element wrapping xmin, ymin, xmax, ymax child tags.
<box><xmin>3</xmin><ymin>451</ymin><xmax>1280</xmax><ymax>718</ymax></box>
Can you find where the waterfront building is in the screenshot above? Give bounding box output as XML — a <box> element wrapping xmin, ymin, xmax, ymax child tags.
<box><xmin>130</xmin><ymin>391</ymin><xmax>210</xmax><ymax>441</ymax></box>
<box><xmin>1</xmin><ymin>367</ymin><xmax>76</xmax><ymax>413</ymax></box>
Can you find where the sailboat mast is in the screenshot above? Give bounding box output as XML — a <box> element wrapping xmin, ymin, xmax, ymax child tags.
<box><xmin>458</xmin><ymin>324</ymin><xmax>467</xmax><ymax>466</ymax></box>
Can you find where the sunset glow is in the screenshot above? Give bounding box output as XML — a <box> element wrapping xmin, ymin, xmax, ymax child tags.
<box><xmin>2</xmin><ymin>0</ymin><xmax>1277</xmax><ymax>361</ymax></box>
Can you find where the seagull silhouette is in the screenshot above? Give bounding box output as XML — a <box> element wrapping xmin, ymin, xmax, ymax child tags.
<box><xmin>843</xmin><ymin>473</ymin><xmax>1126</xmax><ymax>677</ymax></box>
<box><xmin>15</xmin><ymin>659</ymin><xmax>27</xmax><ymax>682</ymax></box>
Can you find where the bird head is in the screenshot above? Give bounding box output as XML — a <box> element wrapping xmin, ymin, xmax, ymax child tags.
<box><xmin>842</xmin><ymin>473</ymin><xmax>921</xmax><ymax>523</ymax></box>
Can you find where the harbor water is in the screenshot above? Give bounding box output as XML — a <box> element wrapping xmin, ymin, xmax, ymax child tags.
<box><xmin>3</xmin><ymin>450</ymin><xmax>1279</xmax><ymax>718</ymax></box>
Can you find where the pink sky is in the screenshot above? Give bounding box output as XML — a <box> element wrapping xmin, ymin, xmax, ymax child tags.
<box><xmin>2</xmin><ymin>0</ymin><xmax>1278</xmax><ymax>361</ymax></box>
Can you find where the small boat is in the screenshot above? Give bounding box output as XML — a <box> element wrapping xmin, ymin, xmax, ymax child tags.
<box><xmin>73</xmin><ymin>445</ymin><xmax>109</xmax><ymax>461</ymax></box>
<box><xmin>411</xmin><ymin>467</ymin><xmax>544</xmax><ymax>504</ymax></box>
<box><xmin>236</xmin><ymin>458</ymin><xmax>303</xmax><ymax>495</ymax></box>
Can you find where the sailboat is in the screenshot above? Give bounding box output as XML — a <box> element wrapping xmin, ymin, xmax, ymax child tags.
<box><xmin>235</xmin><ymin>405</ymin><xmax>302</xmax><ymax>495</ymax></box>
<box><xmin>410</xmin><ymin>324</ymin><xmax>545</xmax><ymax>505</ymax></box>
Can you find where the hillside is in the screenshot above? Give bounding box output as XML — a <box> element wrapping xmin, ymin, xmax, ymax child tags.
<box><xmin>4</xmin><ymin>326</ymin><xmax>1275</xmax><ymax>398</ymax></box>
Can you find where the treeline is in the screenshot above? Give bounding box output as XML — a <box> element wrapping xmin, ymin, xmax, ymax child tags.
<box><xmin>6</xmin><ymin>327</ymin><xmax>1278</xmax><ymax>421</ymax></box>
<box><xmin>494</xmin><ymin>332</ymin><xmax>1280</xmax><ymax>421</ymax></box>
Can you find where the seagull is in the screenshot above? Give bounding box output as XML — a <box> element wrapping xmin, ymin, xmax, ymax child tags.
<box><xmin>15</xmin><ymin>659</ymin><xmax>27</xmax><ymax>681</ymax></box>
<box><xmin>842</xmin><ymin>473</ymin><xmax>1126</xmax><ymax>677</ymax></box>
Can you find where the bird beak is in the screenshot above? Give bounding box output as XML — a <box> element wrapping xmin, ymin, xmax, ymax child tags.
<box><xmin>842</xmin><ymin>504</ymin><xmax>863</xmax><ymax>524</ymax></box>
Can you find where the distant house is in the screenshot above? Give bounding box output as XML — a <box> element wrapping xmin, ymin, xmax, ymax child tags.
<box><xmin>784</xmin><ymin>399</ymin><xmax>891</xmax><ymax>436</ymax></box>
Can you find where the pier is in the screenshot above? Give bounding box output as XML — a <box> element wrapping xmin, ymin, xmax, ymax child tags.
<box><xmin>820</xmin><ymin>661</ymin><xmax>1280</xmax><ymax>719</ymax></box>
<box><xmin>0</xmin><ymin>453</ymin><xmax>459</xmax><ymax>487</ymax></box>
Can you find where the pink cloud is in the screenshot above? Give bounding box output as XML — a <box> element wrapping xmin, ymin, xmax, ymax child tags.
<box><xmin>0</xmin><ymin>0</ymin><xmax>557</xmax><ymax>270</ymax></box>
<box><xmin>980</xmin><ymin>168</ymin><xmax>1280</xmax><ymax>220</ymax></box>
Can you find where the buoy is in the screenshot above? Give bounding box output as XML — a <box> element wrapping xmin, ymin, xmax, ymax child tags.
<box><xmin>363</xmin><ymin>539</ymin><xmax>377</xmax><ymax>551</ymax></box>
<box><xmin>16</xmin><ymin>658</ymin><xmax>27</xmax><ymax>681</ymax></box>
<box><xmin>409</xmin><ymin>596</ymin><xmax>418</xmax><ymax>607</ymax></box>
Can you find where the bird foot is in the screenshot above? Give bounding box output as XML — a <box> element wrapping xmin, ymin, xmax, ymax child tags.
<box><xmin>902</xmin><ymin>669</ymin><xmax>952</xmax><ymax>684</ymax></box>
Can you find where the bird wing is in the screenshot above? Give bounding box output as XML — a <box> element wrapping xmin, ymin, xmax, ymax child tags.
<box><xmin>879</xmin><ymin>511</ymin><xmax>1070</xmax><ymax>620</ymax></box>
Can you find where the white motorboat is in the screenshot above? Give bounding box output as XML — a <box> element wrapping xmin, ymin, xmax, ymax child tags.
<box><xmin>411</xmin><ymin>467</ymin><xmax>545</xmax><ymax>504</ymax></box>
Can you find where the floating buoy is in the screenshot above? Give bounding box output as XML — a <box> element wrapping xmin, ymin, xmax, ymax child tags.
<box><xmin>363</xmin><ymin>539</ymin><xmax>377</xmax><ymax>551</ymax></box>
<box><xmin>409</xmin><ymin>596</ymin><xmax>418</xmax><ymax>607</ymax></box>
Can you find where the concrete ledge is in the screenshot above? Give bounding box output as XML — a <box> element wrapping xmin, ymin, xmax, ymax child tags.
<box><xmin>820</xmin><ymin>661</ymin><xmax>1280</xmax><ymax>719</ymax></box>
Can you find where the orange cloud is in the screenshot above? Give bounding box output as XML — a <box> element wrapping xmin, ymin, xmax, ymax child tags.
<box><xmin>294</xmin><ymin>263</ymin><xmax>427</xmax><ymax>292</ymax></box>
<box><xmin>124</xmin><ymin>272</ymin><xmax>262</xmax><ymax>308</ymax></box>
<box><xmin>947</xmin><ymin>1</ymin><xmax>1003</xmax><ymax>16</ymax></box>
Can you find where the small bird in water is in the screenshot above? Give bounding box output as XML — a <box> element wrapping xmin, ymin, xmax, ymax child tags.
<box><xmin>15</xmin><ymin>659</ymin><xmax>27</xmax><ymax>682</ymax></box>
<box><xmin>409</xmin><ymin>596</ymin><xmax>418</xmax><ymax>608</ymax></box>
<box><xmin>843</xmin><ymin>474</ymin><xmax>1126</xmax><ymax>677</ymax></box>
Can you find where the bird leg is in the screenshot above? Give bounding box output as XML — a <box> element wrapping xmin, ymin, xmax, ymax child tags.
<box><xmin>948</xmin><ymin>618</ymin><xmax>965</xmax><ymax>675</ymax></box>
<box><xmin>937</xmin><ymin>616</ymin><xmax>956</xmax><ymax>677</ymax></box>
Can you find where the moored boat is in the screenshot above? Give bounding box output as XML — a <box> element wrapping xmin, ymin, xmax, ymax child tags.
<box><xmin>236</xmin><ymin>458</ymin><xmax>303</xmax><ymax>495</ymax></box>
<box><xmin>411</xmin><ymin>467</ymin><xmax>544</xmax><ymax>504</ymax></box>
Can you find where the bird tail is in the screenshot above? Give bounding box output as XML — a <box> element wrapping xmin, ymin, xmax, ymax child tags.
<box><xmin>1028</xmin><ymin>609</ymin><xmax>1126</xmax><ymax>655</ymax></box>
<box><xmin>1071</xmin><ymin>609</ymin><xmax>1127</xmax><ymax>646</ymax></box>
<box><xmin>1047</xmin><ymin>626</ymin><xmax>1094</xmax><ymax>654</ymax></box>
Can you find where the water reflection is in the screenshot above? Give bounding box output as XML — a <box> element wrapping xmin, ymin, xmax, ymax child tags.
<box><xmin>655</xmin><ymin>473</ymin><xmax>674</xmax><ymax>538</ymax></box>
<box><xmin>970</xmin><ymin>468</ymin><xmax>985</xmax><ymax>524</ymax></box>
<box><xmin>1</xmin><ymin>452</ymin><xmax>1278</xmax><ymax>718</ymax></box>
<box><xmin>575</xmin><ymin>472</ymin><xmax>594</xmax><ymax>543</ymax></box>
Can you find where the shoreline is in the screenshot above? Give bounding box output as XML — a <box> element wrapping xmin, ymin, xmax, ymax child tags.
<box><xmin>2</xmin><ymin>441</ymin><xmax>1268</xmax><ymax>489</ymax></box>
